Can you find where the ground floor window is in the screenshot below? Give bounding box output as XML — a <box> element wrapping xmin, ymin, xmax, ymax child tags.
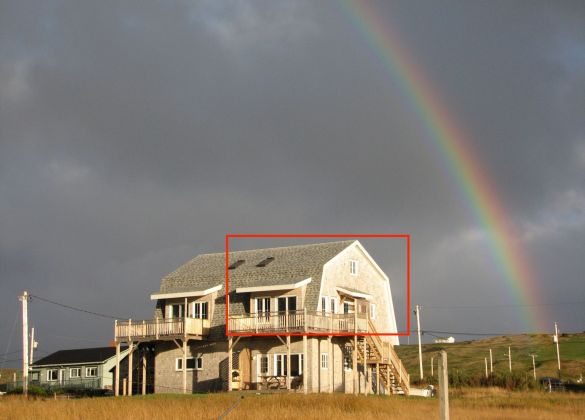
<box><xmin>47</xmin><ymin>369</ymin><xmax>59</xmax><ymax>381</ymax></box>
<box><xmin>321</xmin><ymin>352</ymin><xmax>329</xmax><ymax>369</ymax></box>
<box><xmin>85</xmin><ymin>367</ymin><xmax>98</xmax><ymax>377</ymax></box>
<box><xmin>175</xmin><ymin>357</ymin><xmax>203</xmax><ymax>371</ymax></box>
<box><xmin>70</xmin><ymin>367</ymin><xmax>81</xmax><ymax>378</ymax></box>
<box><xmin>273</xmin><ymin>354</ymin><xmax>303</xmax><ymax>376</ymax></box>
<box><xmin>259</xmin><ymin>355</ymin><xmax>269</xmax><ymax>375</ymax></box>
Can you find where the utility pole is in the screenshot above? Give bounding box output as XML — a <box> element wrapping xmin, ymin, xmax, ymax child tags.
<box><xmin>415</xmin><ymin>305</ymin><xmax>423</xmax><ymax>380</ymax></box>
<box><xmin>530</xmin><ymin>354</ymin><xmax>537</xmax><ymax>380</ymax></box>
<box><xmin>484</xmin><ymin>357</ymin><xmax>488</xmax><ymax>378</ymax></box>
<box><xmin>489</xmin><ymin>348</ymin><xmax>493</xmax><ymax>374</ymax></box>
<box><xmin>19</xmin><ymin>291</ymin><xmax>29</xmax><ymax>396</ymax></box>
<box><xmin>554</xmin><ymin>322</ymin><xmax>561</xmax><ymax>376</ymax></box>
<box><xmin>506</xmin><ymin>346</ymin><xmax>512</xmax><ymax>373</ymax></box>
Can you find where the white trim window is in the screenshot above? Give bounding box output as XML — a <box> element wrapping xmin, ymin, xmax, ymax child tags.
<box><xmin>259</xmin><ymin>355</ymin><xmax>269</xmax><ymax>376</ymax></box>
<box><xmin>349</xmin><ymin>260</ymin><xmax>358</xmax><ymax>276</ymax></box>
<box><xmin>370</xmin><ymin>303</ymin><xmax>377</xmax><ymax>320</ymax></box>
<box><xmin>191</xmin><ymin>301</ymin><xmax>209</xmax><ymax>319</ymax></box>
<box><xmin>274</xmin><ymin>354</ymin><xmax>303</xmax><ymax>376</ymax></box>
<box><xmin>176</xmin><ymin>357</ymin><xmax>203</xmax><ymax>371</ymax></box>
<box><xmin>85</xmin><ymin>367</ymin><xmax>98</xmax><ymax>378</ymax></box>
<box><xmin>330</xmin><ymin>297</ymin><xmax>337</xmax><ymax>314</ymax></box>
<box><xmin>321</xmin><ymin>353</ymin><xmax>329</xmax><ymax>370</ymax></box>
<box><xmin>321</xmin><ymin>296</ymin><xmax>327</xmax><ymax>314</ymax></box>
<box><xmin>70</xmin><ymin>367</ymin><xmax>81</xmax><ymax>379</ymax></box>
<box><xmin>47</xmin><ymin>369</ymin><xmax>59</xmax><ymax>381</ymax></box>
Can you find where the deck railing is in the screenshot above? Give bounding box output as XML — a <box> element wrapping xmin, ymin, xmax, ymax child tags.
<box><xmin>115</xmin><ymin>317</ymin><xmax>209</xmax><ymax>342</ymax></box>
<box><xmin>228</xmin><ymin>310</ymin><xmax>368</xmax><ymax>333</ymax></box>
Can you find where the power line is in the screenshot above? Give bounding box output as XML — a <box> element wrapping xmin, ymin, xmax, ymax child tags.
<box><xmin>29</xmin><ymin>294</ymin><xmax>125</xmax><ymax>320</ymax></box>
<box><xmin>420</xmin><ymin>301</ymin><xmax>585</xmax><ymax>309</ymax></box>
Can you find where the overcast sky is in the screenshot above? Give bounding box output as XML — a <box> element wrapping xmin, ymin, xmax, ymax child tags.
<box><xmin>1</xmin><ymin>0</ymin><xmax>584</xmax><ymax>364</ymax></box>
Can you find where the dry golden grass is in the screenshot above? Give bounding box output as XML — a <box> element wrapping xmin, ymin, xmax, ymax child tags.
<box><xmin>1</xmin><ymin>389</ymin><xmax>584</xmax><ymax>420</ymax></box>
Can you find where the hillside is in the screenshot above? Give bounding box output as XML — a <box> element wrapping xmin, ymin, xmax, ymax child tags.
<box><xmin>395</xmin><ymin>333</ymin><xmax>585</xmax><ymax>382</ymax></box>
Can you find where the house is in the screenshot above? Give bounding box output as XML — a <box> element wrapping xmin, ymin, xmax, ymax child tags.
<box><xmin>434</xmin><ymin>336</ymin><xmax>455</xmax><ymax>344</ymax></box>
<box><xmin>113</xmin><ymin>240</ymin><xmax>410</xmax><ymax>395</ymax></box>
<box><xmin>30</xmin><ymin>347</ymin><xmax>130</xmax><ymax>392</ymax></box>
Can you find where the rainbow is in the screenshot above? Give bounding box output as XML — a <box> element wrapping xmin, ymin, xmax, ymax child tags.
<box><xmin>340</xmin><ymin>0</ymin><xmax>547</xmax><ymax>332</ymax></box>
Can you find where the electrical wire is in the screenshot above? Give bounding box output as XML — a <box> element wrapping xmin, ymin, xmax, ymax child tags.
<box><xmin>29</xmin><ymin>294</ymin><xmax>126</xmax><ymax>320</ymax></box>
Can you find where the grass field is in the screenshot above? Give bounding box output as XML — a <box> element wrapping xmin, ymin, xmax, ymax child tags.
<box><xmin>395</xmin><ymin>333</ymin><xmax>585</xmax><ymax>381</ymax></box>
<box><xmin>1</xmin><ymin>388</ymin><xmax>585</xmax><ymax>419</ymax></box>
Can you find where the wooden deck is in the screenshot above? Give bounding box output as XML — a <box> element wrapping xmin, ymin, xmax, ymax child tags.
<box><xmin>228</xmin><ymin>310</ymin><xmax>368</xmax><ymax>334</ymax></box>
<box><xmin>114</xmin><ymin>317</ymin><xmax>209</xmax><ymax>343</ymax></box>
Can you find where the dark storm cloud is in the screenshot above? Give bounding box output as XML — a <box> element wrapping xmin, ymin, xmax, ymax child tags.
<box><xmin>1</xmin><ymin>0</ymin><xmax>584</xmax><ymax>360</ymax></box>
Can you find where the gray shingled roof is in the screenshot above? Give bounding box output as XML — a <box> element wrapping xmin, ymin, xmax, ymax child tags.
<box><xmin>157</xmin><ymin>240</ymin><xmax>355</xmax><ymax>339</ymax></box>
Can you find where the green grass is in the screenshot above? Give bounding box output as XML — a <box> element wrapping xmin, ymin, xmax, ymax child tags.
<box><xmin>395</xmin><ymin>333</ymin><xmax>585</xmax><ymax>382</ymax></box>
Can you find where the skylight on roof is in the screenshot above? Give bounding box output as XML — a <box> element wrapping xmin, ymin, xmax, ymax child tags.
<box><xmin>256</xmin><ymin>257</ymin><xmax>275</xmax><ymax>267</ymax></box>
<box><xmin>228</xmin><ymin>259</ymin><xmax>245</xmax><ymax>270</ymax></box>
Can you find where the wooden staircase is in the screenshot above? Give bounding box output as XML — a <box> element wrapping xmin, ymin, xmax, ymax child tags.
<box><xmin>352</xmin><ymin>321</ymin><xmax>410</xmax><ymax>395</ymax></box>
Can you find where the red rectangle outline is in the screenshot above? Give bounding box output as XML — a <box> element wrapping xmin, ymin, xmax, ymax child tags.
<box><xmin>225</xmin><ymin>233</ymin><xmax>410</xmax><ymax>337</ymax></box>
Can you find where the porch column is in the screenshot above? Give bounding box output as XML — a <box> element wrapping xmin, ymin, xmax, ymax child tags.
<box><xmin>128</xmin><ymin>342</ymin><xmax>134</xmax><ymax>396</ymax></box>
<box><xmin>353</xmin><ymin>306</ymin><xmax>358</xmax><ymax>395</ymax></box>
<box><xmin>142</xmin><ymin>348</ymin><xmax>147</xmax><ymax>395</ymax></box>
<box><xmin>286</xmin><ymin>335</ymin><xmax>291</xmax><ymax>390</ymax></box>
<box><xmin>328</xmin><ymin>336</ymin><xmax>333</xmax><ymax>393</ymax></box>
<box><xmin>303</xmin><ymin>335</ymin><xmax>308</xmax><ymax>394</ymax></box>
<box><xmin>376</xmin><ymin>363</ymin><xmax>380</xmax><ymax>395</ymax></box>
<box><xmin>228</xmin><ymin>336</ymin><xmax>233</xmax><ymax>391</ymax></box>
<box><xmin>182</xmin><ymin>339</ymin><xmax>187</xmax><ymax>394</ymax></box>
<box><xmin>114</xmin><ymin>341</ymin><xmax>120</xmax><ymax>397</ymax></box>
<box><xmin>363</xmin><ymin>338</ymin><xmax>368</xmax><ymax>396</ymax></box>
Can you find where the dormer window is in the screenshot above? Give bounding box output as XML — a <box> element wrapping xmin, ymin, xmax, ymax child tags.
<box><xmin>228</xmin><ymin>259</ymin><xmax>245</xmax><ymax>270</ymax></box>
<box><xmin>349</xmin><ymin>260</ymin><xmax>358</xmax><ymax>276</ymax></box>
<box><xmin>256</xmin><ymin>257</ymin><xmax>275</xmax><ymax>267</ymax></box>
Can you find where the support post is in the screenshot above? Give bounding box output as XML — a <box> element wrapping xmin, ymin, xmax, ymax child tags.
<box><xmin>228</xmin><ymin>336</ymin><xmax>233</xmax><ymax>391</ymax></box>
<box><xmin>122</xmin><ymin>378</ymin><xmax>127</xmax><ymax>396</ymax></box>
<box><xmin>353</xmin><ymin>305</ymin><xmax>358</xmax><ymax>395</ymax></box>
<box><xmin>530</xmin><ymin>354</ymin><xmax>537</xmax><ymax>380</ymax></box>
<box><xmin>19</xmin><ymin>291</ymin><xmax>29</xmax><ymax>397</ymax></box>
<box><xmin>363</xmin><ymin>336</ymin><xmax>368</xmax><ymax>396</ymax></box>
<box><xmin>182</xmin><ymin>339</ymin><xmax>187</xmax><ymax>394</ymax></box>
<box><xmin>303</xmin><ymin>335</ymin><xmax>308</xmax><ymax>394</ymax></box>
<box><xmin>286</xmin><ymin>335</ymin><xmax>291</xmax><ymax>390</ymax></box>
<box><xmin>484</xmin><ymin>357</ymin><xmax>488</xmax><ymax>378</ymax></box>
<box><xmin>142</xmin><ymin>349</ymin><xmax>147</xmax><ymax>395</ymax></box>
<box><xmin>438</xmin><ymin>351</ymin><xmax>449</xmax><ymax>420</ymax></box>
<box><xmin>128</xmin><ymin>342</ymin><xmax>134</xmax><ymax>396</ymax></box>
<box><xmin>328</xmin><ymin>336</ymin><xmax>333</xmax><ymax>393</ymax></box>
<box><xmin>376</xmin><ymin>363</ymin><xmax>380</xmax><ymax>395</ymax></box>
<box><xmin>489</xmin><ymin>348</ymin><xmax>493</xmax><ymax>374</ymax></box>
<box><xmin>115</xmin><ymin>341</ymin><xmax>120</xmax><ymax>396</ymax></box>
<box><xmin>431</xmin><ymin>356</ymin><xmax>434</xmax><ymax>377</ymax></box>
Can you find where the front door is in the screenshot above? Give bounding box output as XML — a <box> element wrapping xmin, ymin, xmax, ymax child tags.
<box><xmin>59</xmin><ymin>369</ymin><xmax>66</xmax><ymax>386</ymax></box>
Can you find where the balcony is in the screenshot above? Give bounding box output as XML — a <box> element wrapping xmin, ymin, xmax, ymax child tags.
<box><xmin>115</xmin><ymin>317</ymin><xmax>209</xmax><ymax>343</ymax></box>
<box><xmin>228</xmin><ymin>310</ymin><xmax>369</xmax><ymax>334</ymax></box>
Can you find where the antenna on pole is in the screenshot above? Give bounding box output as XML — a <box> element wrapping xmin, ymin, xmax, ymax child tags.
<box><xmin>19</xmin><ymin>291</ymin><xmax>30</xmax><ymax>397</ymax></box>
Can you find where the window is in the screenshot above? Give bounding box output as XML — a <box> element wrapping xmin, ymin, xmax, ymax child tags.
<box><xmin>256</xmin><ymin>257</ymin><xmax>275</xmax><ymax>267</ymax></box>
<box><xmin>277</xmin><ymin>296</ymin><xmax>296</xmax><ymax>313</ymax></box>
<box><xmin>167</xmin><ymin>303</ymin><xmax>184</xmax><ymax>318</ymax></box>
<box><xmin>259</xmin><ymin>355</ymin><xmax>269</xmax><ymax>375</ymax></box>
<box><xmin>228</xmin><ymin>259</ymin><xmax>245</xmax><ymax>270</ymax></box>
<box><xmin>47</xmin><ymin>369</ymin><xmax>59</xmax><ymax>381</ymax></box>
<box><xmin>86</xmin><ymin>367</ymin><xmax>98</xmax><ymax>377</ymax></box>
<box><xmin>370</xmin><ymin>303</ymin><xmax>377</xmax><ymax>320</ymax></box>
<box><xmin>350</xmin><ymin>260</ymin><xmax>358</xmax><ymax>276</ymax></box>
<box><xmin>30</xmin><ymin>371</ymin><xmax>39</xmax><ymax>381</ymax></box>
<box><xmin>70</xmin><ymin>368</ymin><xmax>81</xmax><ymax>379</ymax></box>
<box><xmin>192</xmin><ymin>302</ymin><xmax>209</xmax><ymax>319</ymax></box>
<box><xmin>256</xmin><ymin>297</ymin><xmax>271</xmax><ymax>316</ymax></box>
<box><xmin>343</xmin><ymin>355</ymin><xmax>352</xmax><ymax>371</ymax></box>
<box><xmin>274</xmin><ymin>354</ymin><xmax>303</xmax><ymax>376</ymax></box>
<box><xmin>176</xmin><ymin>357</ymin><xmax>202</xmax><ymax>371</ymax></box>
<box><xmin>343</xmin><ymin>301</ymin><xmax>355</xmax><ymax>314</ymax></box>
<box><xmin>321</xmin><ymin>296</ymin><xmax>327</xmax><ymax>314</ymax></box>
<box><xmin>330</xmin><ymin>297</ymin><xmax>337</xmax><ymax>314</ymax></box>
<box><xmin>321</xmin><ymin>353</ymin><xmax>329</xmax><ymax>370</ymax></box>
